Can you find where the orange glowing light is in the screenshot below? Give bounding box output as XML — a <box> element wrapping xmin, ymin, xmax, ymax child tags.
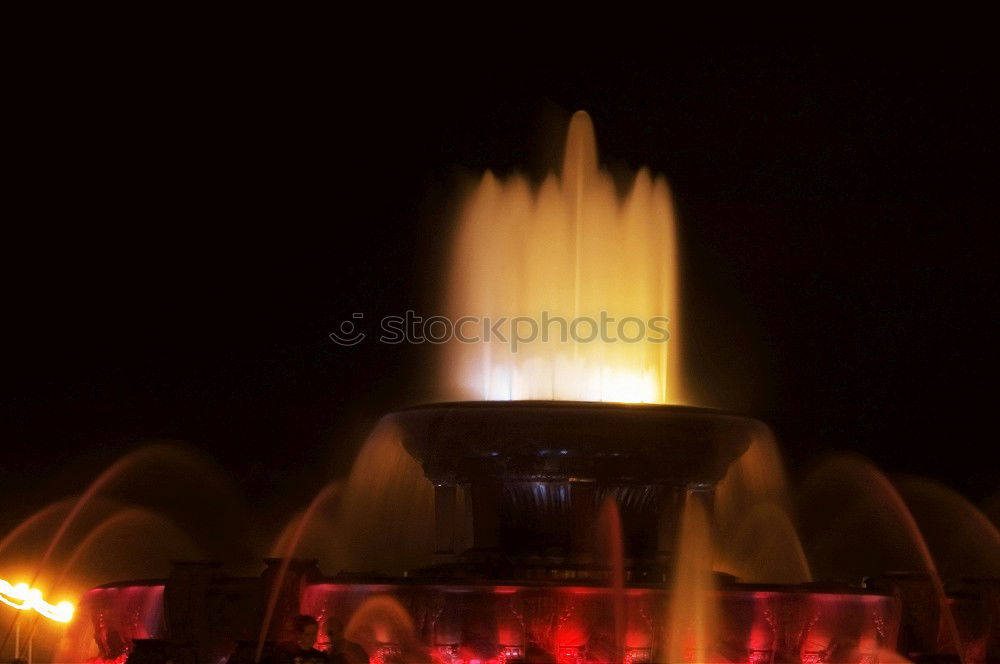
<box><xmin>444</xmin><ymin>111</ymin><xmax>686</xmax><ymax>404</ymax></box>
<box><xmin>0</xmin><ymin>578</ymin><xmax>74</xmax><ymax>622</ymax></box>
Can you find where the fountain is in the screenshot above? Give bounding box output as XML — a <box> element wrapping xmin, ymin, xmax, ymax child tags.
<box><xmin>5</xmin><ymin>112</ymin><xmax>999</xmax><ymax>664</ymax></box>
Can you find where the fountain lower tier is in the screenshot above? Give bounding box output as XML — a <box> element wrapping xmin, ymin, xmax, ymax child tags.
<box><xmin>73</xmin><ymin>404</ymin><xmax>1000</xmax><ymax>663</ymax></box>
<box><xmin>76</xmin><ymin>572</ymin><xmax>1000</xmax><ymax>664</ymax></box>
<box><xmin>300</xmin><ymin>580</ymin><xmax>903</xmax><ymax>663</ymax></box>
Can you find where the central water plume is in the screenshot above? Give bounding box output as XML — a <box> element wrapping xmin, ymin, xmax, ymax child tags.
<box><xmin>444</xmin><ymin>111</ymin><xmax>685</xmax><ymax>404</ymax></box>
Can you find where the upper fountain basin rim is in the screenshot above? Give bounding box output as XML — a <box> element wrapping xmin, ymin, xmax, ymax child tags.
<box><xmin>385</xmin><ymin>401</ymin><xmax>764</xmax><ymax>485</ymax></box>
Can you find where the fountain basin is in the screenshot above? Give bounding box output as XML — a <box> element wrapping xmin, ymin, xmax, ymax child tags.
<box><xmin>390</xmin><ymin>402</ymin><xmax>764</xmax><ymax>575</ymax></box>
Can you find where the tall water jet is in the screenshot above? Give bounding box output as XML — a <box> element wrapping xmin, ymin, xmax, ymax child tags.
<box><xmin>596</xmin><ymin>497</ymin><xmax>626</xmax><ymax>660</ymax></box>
<box><xmin>444</xmin><ymin>111</ymin><xmax>684</xmax><ymax>405</ymax></box>
<box><xmin>665</xmin><ymin>491</ymin><xmax>716</xmax><ymax>664</ymax></box>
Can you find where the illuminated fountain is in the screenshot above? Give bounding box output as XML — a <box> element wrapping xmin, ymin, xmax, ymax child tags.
<box><xmin>5</xmin><ymin>112</ymin><xmax>1000</xmax><ymax>664</ymax></box>
<box><xmin>443</xmin><ymin>112</ymin><xmax>682</xmax><ymax>404</ymax></box>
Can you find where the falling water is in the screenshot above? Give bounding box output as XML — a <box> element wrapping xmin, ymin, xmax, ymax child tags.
<box><xmin>0</xmin><ymin>443</ymin><xmax>243</xmax><ymax>661</ymax></box>
<box><xmin>444</xmin><ymin>111</ymin><xmax>685</xmax><ymax>404</ymax></box>
<box><xmin>257</xmin><ymin>483</ymin><xmax>340</xmax><ymax>663</ymax></box>
<box><xmin>715</xmin><ymin>429</ymin><xmax>790</xmax><ymax>527</ymax></box>
<box><xmin>719</xmin><ymin>502</ymin><xmax>812</xmax><ymax>584</ymax></box>
<box><xmin>0</xmin><ymin>501</ymin><xmax>73</xmax><ymax>559</ymax></box>
<box><xmin>665</xmin><ymin>490</ymin><xmax>717</xmax><ymax>663</ymax></box>
<box><xmin>895</xmin><ymin>477</ymin><xmax>1000</xmax><ymax>580</ymax></box>
<box><xmin>270</xmin><ymin>420</ymin><xmax>434</xmax><ymax>576</ymax></box>
<box><xmin>329</xmin><ymin>420</ymin><xmax>434</xmax><ymax>575</ymax></box>
<box><xmin>51</xmin><ymin>508</ymin><xmax>199</xmax><ymax>594</ymax></box>
<box><xmin>715</xmin><ymin>428</ymin><xmax>811</xmax><ymax>584</ymax></box>
<box><xmin>49</xmin><ymin>508</ymin><xmax>197</xmax><ymax>664</ymax></box>
<box><xmin>798</xmin><ymin>455</ymin><xmax>968</xmax><ymax>663</ymax></box>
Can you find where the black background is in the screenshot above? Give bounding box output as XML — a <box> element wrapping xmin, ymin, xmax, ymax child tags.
<box><xmin>3</xmin><ymin>40</ymin><xmax>997</xmax><ymax>537</ymax></box>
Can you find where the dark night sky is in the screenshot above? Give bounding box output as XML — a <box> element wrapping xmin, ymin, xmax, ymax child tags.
<box><xmin>3</xmin><ymin>41</ymin><xmax>998</xmax><ymax>536</ymax></box>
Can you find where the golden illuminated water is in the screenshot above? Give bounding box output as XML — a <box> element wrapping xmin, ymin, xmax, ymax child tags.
<box><xmin>444</xmin><ymin>111</ymin><xmax>685</xmax><ymax>404</ymax></box>
<box><xmin>665</xmin><ymin>491</ymin><xmax>716</xmax><ymax>663</ymax></box>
